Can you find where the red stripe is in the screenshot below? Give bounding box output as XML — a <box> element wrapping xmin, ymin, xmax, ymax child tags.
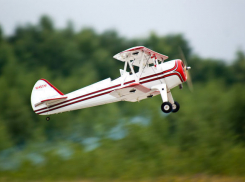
<box><xmin>36</xmin><ymin>72</ymin><xmax>182</xmax><ymax>115</ymax></box>
<box><xmin>35</xmin><ymin>62</ymin><xmax>179</xmax><ymax>114</ymax></box>
<box><xmin>37</xmin><ymin>91</ymin><xmax>111</xmax><ymax>115</ymax></box>
<box><xmin>124</xmin><ymin>80</ymin><xmax>135</xmax><ymax>85</ymax></box>
<box><xmin>140</xmin><ymin>72</ymin><xmax>182</xmax><ymax>84</ymax></box>
<box><xmin>34</xmin><ymin>84</ymin><xmax>121</xmax><ymax>112</ymax></box>
<box><xmin>40</xmin><ymin>79</ymin><xmax>64</xmax><ymax>95</ymax></box>
<box><xmin>35</xmin><ymin>70</ymin><xmax>160</xmax><ymax>112</ymax></box>
<box><xmin>139</xmin><ymin>61</ymin><xmax>177</xmax><ymax>80</ymax></box>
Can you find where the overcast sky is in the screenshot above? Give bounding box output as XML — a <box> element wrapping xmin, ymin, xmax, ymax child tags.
<box><xmin>0</xmin><ymin>0</ymin><xmax>244</xmax><ymax>62</ymax></box>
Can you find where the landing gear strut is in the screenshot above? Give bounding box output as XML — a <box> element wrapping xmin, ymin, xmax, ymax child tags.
<box><xmin>152</xmin><ymin>83</ymin><xmax>180</xmax><ymax>114</ymax></box>
<box><xmin>46</xmin><ymin>117</ymin><xmax>50</xmax><ymax>121</ymax></box>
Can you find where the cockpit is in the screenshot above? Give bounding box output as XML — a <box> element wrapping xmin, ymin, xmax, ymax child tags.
<box><xmin>113</xmin><ymin>46</ymin><xmax>168</xmax><ymax>84</ymax></box>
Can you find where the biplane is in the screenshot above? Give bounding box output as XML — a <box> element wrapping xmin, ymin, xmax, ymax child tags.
<box><xmin>31</xmin><ymin>46</ymin><xmax>191</xmax><ymax>120</ymax></box>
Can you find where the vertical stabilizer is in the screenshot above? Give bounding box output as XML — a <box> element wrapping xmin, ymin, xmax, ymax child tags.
<box><xmin>31</xmin><ymin>79</ymin><xmax>65</xmax><ymax>111</ymax></box>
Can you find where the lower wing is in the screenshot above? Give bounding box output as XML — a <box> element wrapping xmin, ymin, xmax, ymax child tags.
<box><xmin>109</xmin><ymin>83</ymin><xmax>159</xmax><ymax>102</ymax></box>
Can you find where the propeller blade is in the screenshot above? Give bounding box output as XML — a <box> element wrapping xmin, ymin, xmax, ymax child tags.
<box><xmin>178</xmin><ymin>47</ymin><xmax>187</xmax><ymax>67</ymax></box>
<box><xmin>178</xmin><ymin>47</ymin><xmax>193</xmax><ymax>92</ymax></box>
<box><xmin>186</xmin><ymin>70</ymin><xmax>193</xmax><ymax>92</ymax></box>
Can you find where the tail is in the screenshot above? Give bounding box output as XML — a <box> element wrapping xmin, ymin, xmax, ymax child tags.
<box><xmin>31</xmin><ymin>79</ymin><xmax>66</xmax><ymax>112</ymax></box>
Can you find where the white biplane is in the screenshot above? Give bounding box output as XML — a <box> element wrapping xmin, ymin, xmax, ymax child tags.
<box><xmin>31</xmin><ymin>46</ymin><xmax>191</xmax><ymax>120</ymax></box>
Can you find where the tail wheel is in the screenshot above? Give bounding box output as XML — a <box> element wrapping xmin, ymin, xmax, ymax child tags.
<box><xmin>172</xmin><ymin>101</ymin><xmax>180</xmax><ymax>113</ymax></box>
<box><xmin>161</xmin><ymin>102</ymin><xmax>172</xmax><ymax>113</ymax></box>
<box><xmin>46</xmin><ymin>117</ymin><xmax>50</xmax><ymax>121</ymax></box>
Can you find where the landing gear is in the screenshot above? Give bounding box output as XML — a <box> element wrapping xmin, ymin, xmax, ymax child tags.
<box><xmin>172</xmin><ymin>101</ymin><xmax>180</xmax><ymax>113</ymax></box>
<box><xmin>161</xmin><ymin>101</ymin><xmax>180</xmax><ymax>113</ymax></box>
<box><xmin>161</xmin><ymin>102</ymin><xmax>172</xmax><ymax>113</ymax></box>
<box><xmin>46</xmin><ymin>117</ymin><xmax>50</xmax><ymax>121</ymax></box>
<box><xmin>152</xmin><ymin>83</ymin><xmax>180</xmax><ymax>114</ymax></box>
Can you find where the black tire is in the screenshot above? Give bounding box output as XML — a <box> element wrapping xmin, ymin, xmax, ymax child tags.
<box><xmin>172</xmin><ymin>101</ymin><xmax>180</xmax><ymax>113</ymax></box>
<box><xmin>46</xmin><ymin>117</ymin><xmax>50</xmax><ymax>121</ymax></box>
<box><xmin>161</xmin><ymin>102</ymin><xmax>172</xmax><ymax>113</ymax></box>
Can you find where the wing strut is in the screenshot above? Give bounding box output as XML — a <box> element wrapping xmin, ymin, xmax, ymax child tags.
<box><xmin>136</xmin><ymin>51</ymin><xmax>146</xmax><ymax>83</ymax></box>
<box><xmin>120</xmin><ymin>51</ymin><xmax>147</xmax><ymax>85</ymax></box>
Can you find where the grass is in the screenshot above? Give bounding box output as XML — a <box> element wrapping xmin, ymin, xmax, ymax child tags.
<box><xmin>0</xmin><ymin>176</ymin><xmax>245</xmax><ymax>182</ymax></box>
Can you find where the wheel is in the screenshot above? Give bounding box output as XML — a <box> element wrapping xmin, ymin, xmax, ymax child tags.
<box><xmin>46</xmin><ymin>117</ymin><xmax>50</xmax><ymax>121</ymax></box>
<box><xmin>161</xmin><ymin>102</ymin><xmax>172</xmax><ymax>113</ymax></box>
<box><xmin>172</xmin><ymin>101</ymin><xmax>180</xmax><ymax>113</ymax></box>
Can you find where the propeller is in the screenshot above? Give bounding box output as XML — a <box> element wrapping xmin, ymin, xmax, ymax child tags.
<box><xmin>178</xmin><ymin>47</ymin><xmax>193</xmax><ymax>92</ymax></box>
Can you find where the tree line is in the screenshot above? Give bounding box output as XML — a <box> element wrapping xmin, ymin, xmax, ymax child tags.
<box><xmin>0</xmin><ymin>16</ymin><xmax>245</xmax><ymax>180</ymax></box>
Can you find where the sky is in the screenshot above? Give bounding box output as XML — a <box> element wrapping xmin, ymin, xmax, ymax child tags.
<box><xmin>0</xmin><ymin>0</ymin><xmax>244</xmax><ymax>62</ymax></box>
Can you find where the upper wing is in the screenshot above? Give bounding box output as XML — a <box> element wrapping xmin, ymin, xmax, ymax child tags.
<box><xmin>113</xmin><ymin>46</ymin><xmax>168</xmax><ymax>66</ymax></box>
<box><xmin>110</xmin><ymin>83</ymin><xmax>159</xmax><ymax>102</ymax></box>
<box><xmin>34</xmin><ymin>96</ymin><xmax>67</xmax><ymax>107</ymax></box>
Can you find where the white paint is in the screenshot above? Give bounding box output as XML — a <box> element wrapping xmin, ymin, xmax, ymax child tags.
<box><xmin>31</xmin><ymin>47</ymin><xmax>186</xmax><ymax>115</ymax></box>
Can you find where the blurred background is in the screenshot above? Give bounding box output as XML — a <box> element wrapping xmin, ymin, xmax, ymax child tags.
<box><xmin>0</xmin><ymin>0</ymin><xmax>245</xmax><ymax>181</ymax></box>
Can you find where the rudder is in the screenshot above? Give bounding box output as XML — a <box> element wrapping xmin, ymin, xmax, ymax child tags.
<box><xmin>31</xmin><ymin>79</ymin><xmax>64</xmax><ymax>111</ymax></box>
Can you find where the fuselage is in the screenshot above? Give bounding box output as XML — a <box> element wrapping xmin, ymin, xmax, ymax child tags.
<box><xmin>34</xmin><ymin>59</ymin><xmax>186</xmax><ymax>115</ymax></box>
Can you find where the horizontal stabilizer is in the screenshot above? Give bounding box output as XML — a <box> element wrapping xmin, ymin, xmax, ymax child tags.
<box><xmin>34</xmin><ymin>96</ymin><xmax>67</xmax><ymax>107</ymax></box>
